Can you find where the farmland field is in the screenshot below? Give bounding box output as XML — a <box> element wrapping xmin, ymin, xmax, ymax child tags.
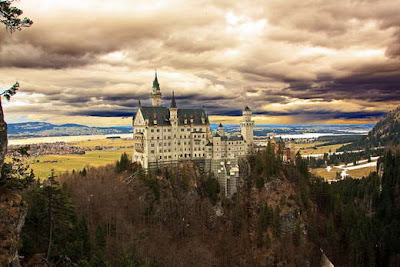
<box><xmin>347</xmin><ymin>166</ymin><xmax>376</xmax><ymax>178</ymax></box>
<box><xmin>311</xmin><ymin>165</ymin><xmax>377</xmax><ymax>180</ymax></box>
<box><xmin>298</xmin><ymin>143</ymin><xmax>351</xmax><ymax>155</ymax></box>
<box><xmin>29</xmin><ymin>148</ymin><xmax>132</xmax><ymax>178</ymax></box>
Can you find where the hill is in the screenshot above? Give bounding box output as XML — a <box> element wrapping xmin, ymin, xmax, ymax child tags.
<box><xmin>7</xmin><ymin>122</ymin><xmax>132</xmax><ymax>139</ymax></box>
<box><xmin>340</xmin><ymin>106</ymin><xmax>400</xmax><ymax>151</ymax></box>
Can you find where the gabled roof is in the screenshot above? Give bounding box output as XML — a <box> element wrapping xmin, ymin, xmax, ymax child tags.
<box><xmin>221</xmin><ymin>135</ymin><xmax>244</xmax><ymax>141</ymax></box>
<box><xmin>228</xmin><ymin>136</ymin><xmax>244</xmax><ymax>141</ymax></box>
<box><xmin>139</xmin><ymin>106</ymin><xmax>170</xmax><ymax>126</ymax></box>
<box><xmin>212</xmin><ymin>132</ymin><xmax>220</xmax><ymax>137</ymax></box>
<box><xmin>137</xmin><ymin>106</ymin><xmax>209</xmax><ymax>126</ymax></box>
<box><xmin>177</xmin><ymin>108</ymin><xmax>209</xmax><ymax>125</ymax></box>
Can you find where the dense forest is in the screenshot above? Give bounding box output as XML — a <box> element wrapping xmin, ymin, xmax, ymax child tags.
<box><xmin>1</xmin><ymin>144</ymin><xmax>399</xmax><ymax>266</ymax></box>
<box><xmin>305</xmin><ymin>148</ymin><xmax>385</xmax><ymax>168</ymax></box>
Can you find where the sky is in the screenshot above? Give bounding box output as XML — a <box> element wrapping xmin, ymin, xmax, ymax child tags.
<box><xmin>1</xmin><ymin>0</ymin><xmax>400</xmax><ymax>126</ymax></box>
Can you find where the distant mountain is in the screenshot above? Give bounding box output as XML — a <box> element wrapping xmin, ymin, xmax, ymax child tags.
<box><xmin>340</xmin><ymin>106</ymin><xmax>400</xmax><ymax>150</ymax></box>
<box><xmin>7</xmin><ymin>122</ymin><xmax>132</xmax><ymax>139</ymax></box>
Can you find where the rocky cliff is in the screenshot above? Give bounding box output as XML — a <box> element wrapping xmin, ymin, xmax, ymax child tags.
<box><xmin>0</xmin><ymin>98</ymin><xmax>26</xmax><ymax>267</ymax></box>
<box><xmin>0</xmin><ymin>190</ymin><xmax>26</xmax><ymax>266</ymax></box>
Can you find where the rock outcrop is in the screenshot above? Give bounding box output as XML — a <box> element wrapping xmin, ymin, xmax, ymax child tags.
<box><xmin>0</xmin><ymin>190</ymin><xmax>27</xmax><ymax>266</ymax></box>
<box><xmin>0</xmin><ymin>98</ymin><xmax>25</xmax><ymax>266</ymax></box>
<box><xmin>0</xmin><ymin>98</ymin><xmax>8</xmax><ymax>182</ymax></box>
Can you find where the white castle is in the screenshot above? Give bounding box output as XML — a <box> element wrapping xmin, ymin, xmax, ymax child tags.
<box><xmin>132</xmin><ymin>72</ymin><xmax>255</xmax><ymax>196</ymax></box>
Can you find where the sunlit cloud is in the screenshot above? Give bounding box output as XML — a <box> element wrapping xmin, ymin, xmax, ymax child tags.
<box><xmin>0</xmin><ymin>0</ymin><xmax>399</xmax><ymax>126</ymax></box>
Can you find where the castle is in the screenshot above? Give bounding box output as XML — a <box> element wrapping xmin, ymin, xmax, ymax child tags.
<box><xmin>132</xmin><ymin>72</ymin><xmax>255</xmax><ymax>196</ymax></box>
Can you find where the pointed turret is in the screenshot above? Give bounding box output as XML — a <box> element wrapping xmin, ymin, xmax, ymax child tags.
<box><xmin>170</xmin><ymin>91</ymin><xmax>177</xmax><ymax>108</ymax></box>
<box><xmin>153</xmin><ymin>70</ymin><xmax>160</xmax><ymax>90</ymax></box>
<box><xmin>151</xmin><ymin>70</ymin><xmax>162</xmax><ymax>107</ymax></box>
<box><xmin>169</xmin><ymin>91</ymin><xmax>178</xmax><ymax>127</ymax></box>
<box><xmin>138</xmin><ymin>100</ymin><xmax>141</xmax><ymax>107</ymax></box>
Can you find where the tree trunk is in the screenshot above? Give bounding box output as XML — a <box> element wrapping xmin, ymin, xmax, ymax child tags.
<box><xmin>46</xmin><ymin>189</ymin><xmax>53</xmax><ymax>260</ymax></box>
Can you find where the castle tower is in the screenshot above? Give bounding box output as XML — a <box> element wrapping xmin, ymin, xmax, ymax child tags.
<box><xmin>240</xmin><ymin>106</ymin><xmax>254</xmax><ymax>145</ymax></box>
<box><xmin>151</xmin><ymin>71</ymin><xmax>162</xmax><ymax>107</ymax></box>
<box><xmin>218</xmin><ymin>123</ymin><xmax>224</xmax><ymax>136</ymax></box>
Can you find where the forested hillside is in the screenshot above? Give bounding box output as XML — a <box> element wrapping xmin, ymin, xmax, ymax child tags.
<box><xmin>3</xmin><ymin>146</ymin><xmax>400</xmax><ymax>266</ymax></box>
<box><xmin>18</xmin><ymin>150</ymin><xmax>323</xmax><ymax>266</ymax></box>
<box><xmin>340</xmin><ymin>106</ymin><xmax>400</xmax><ymax>151</ymax></box>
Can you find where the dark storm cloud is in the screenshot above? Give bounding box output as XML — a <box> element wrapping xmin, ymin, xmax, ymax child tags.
<box><xmin>68</xmin><ymin>110</ymin><xmax>134</xmax><ymax>118</ymax></box>
<box><xmin>3</xmin><ymin>0</ymin><xmax>400</xmax><ymax>124</ymax></box>
<box><xmin>253</xmin><ymin>110</ymin><xmax>386</xmax><ymax>119</ymax></box>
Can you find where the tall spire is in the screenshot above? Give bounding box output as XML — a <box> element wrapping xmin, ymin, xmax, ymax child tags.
<box><xmin>138</xmin><ymin>99</ymin><xmax>141</xmax><ymax>107</ymax></box>
<box><xmin>170</xmin><ymin>91</ymin><xmax>177</xmax><ymax>108</ymax></box>
<box><xmin>152</xmin><ymin>69</ymin><xmax>160</xmax><ymax>90</ymax></box>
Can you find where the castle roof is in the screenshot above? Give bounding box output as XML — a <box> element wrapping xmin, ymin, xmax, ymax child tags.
<box><xmin>212</xmin><ymin>132</ymin><xmax>220</xmax><ymax>137</ymax></box>
<box><xmin>138</xmin><ymin>106</ymin><xmax>209</xmax><ymax>126</ymax></box>
<box><xmin>221</xmin><ymin>135</ymin><xmax>244</xmax><ymax>141</ymax></box>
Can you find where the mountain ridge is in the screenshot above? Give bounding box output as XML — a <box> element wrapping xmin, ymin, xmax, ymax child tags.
<box><xmin>7</xmin><ymin>122</ymin><xmax>132</xmax><ymax>139</ymax></box>
<box><xmin>340</xmin><ymin>106</ymin><xmax>400</xmax><ymax>150</ymax></box>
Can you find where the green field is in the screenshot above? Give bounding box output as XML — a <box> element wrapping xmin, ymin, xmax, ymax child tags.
<box><xmin>29</xmin><ymin>148</ymin><xmax>131</xmax><ymax>178</ymax></box>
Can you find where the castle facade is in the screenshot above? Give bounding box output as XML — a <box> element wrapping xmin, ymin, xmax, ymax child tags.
<box><xmin>132</xmin><ymin>73</ymin><xmax>254</xmax><ymax>196</ymax></box>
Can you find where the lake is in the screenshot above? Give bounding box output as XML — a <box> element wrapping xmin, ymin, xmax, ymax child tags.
<box><xmin>8</xmin><ymin>133</ymin><xmax>133</xmax><ymax>145</ymax></box>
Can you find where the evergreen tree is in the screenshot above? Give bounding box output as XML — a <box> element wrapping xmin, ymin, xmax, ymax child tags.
<box><xmin>21</xmin><ymin>171</ymin><xmax>91</xmax><ymax>264</ymax></box>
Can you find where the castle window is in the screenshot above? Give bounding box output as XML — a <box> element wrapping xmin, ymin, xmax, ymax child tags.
<box><xmin>157</xmin><ymin>129</ymin><xmax>160</xmax><ymax>132</ymax></box>
<box><xmin>151</xmin><ymin>129</ymin><xmax>154</xmax><ymax>133</ymax></box>
<box><xmin>151</xmin><ymin>150</ymin><xmax>154</xmax><ymax>154</ymax></box>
